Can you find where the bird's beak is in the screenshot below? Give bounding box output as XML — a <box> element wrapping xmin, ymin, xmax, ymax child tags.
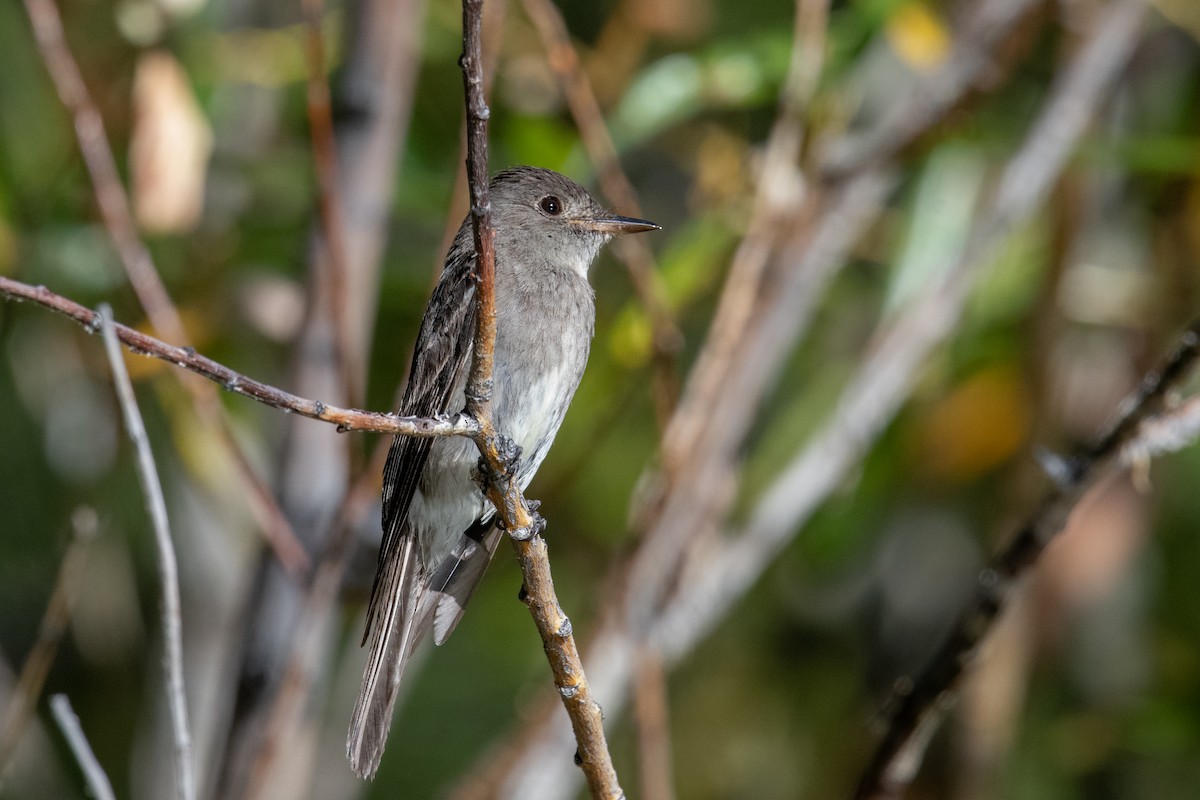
<box><xmin>571</xmin><ymin>214</ymin><xmax>660</xmax><ymax>235</ymax></box>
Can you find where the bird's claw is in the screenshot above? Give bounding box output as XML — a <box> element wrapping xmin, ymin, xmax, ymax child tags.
<box><xmin>496</xmin><ymin>435</ymin><xmax>523</xmax><ymax>475</ymax></box>
<box><xmin>505</xmin><ymin>509</ymin><xmax>545</xmax><ymax>542</ymax></box>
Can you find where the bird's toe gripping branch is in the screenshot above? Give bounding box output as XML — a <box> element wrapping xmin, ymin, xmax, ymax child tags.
<box><xmin>471</xmin><ymin>433</ymin><xmax>543</xmax><ymax>536</ymax></box>
<box><xmin>472</xmin><ymin>434</ymin><xmax>523</xmax><ymax>491</ymax></box>
<box><xmin>506</xmin><ymin>510</ymin><xmax>546</xmax><ymax>542</ymax></box>
<box><xmin>494</xmin><ymin>434</ymin><xmax>523</xmax><ymax>475</ymax></box>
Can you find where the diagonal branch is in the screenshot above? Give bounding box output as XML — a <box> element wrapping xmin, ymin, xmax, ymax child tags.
<box><xmin>856</xmin><ymin>319</ymin><xmax>1200</xmax><ymax>800</ymax></box>
<box><xmin>0</xmin><ymin>277</ymin><xmax>480</xmax><ymax>439</ymax></box>
<box><xmin>49</xmin><ymin>695</ymin><xmax>116</xmax><ymax>800</ymax></box>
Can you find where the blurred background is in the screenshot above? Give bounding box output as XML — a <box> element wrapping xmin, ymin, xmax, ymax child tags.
<box><xmin>2</xmin><ymin>0</ymin><xmax>1200</xmax><ymax>798</ymax></box>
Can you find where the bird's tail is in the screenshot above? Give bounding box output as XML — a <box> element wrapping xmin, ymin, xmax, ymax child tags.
<box><xmin>347</xmin><ymin>534</ymin><xmax>435</xmax><ymax>779</ymax></box>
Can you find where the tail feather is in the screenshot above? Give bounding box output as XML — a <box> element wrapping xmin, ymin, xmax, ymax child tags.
<box><xmin>347</xmin><ymin>535</ymin><xmax>435</xmax><ymax>779</ymax></box>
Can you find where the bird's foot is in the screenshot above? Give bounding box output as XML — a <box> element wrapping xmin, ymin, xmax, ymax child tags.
<box><xmin>505</xmin><ymin>508</ymin><xmax>545</xmax><ymax>542</ymax></box>
<box><xmin>495</xmin><ymin>435</ymin><xmax>523</xmax><ymax>477</ymax></box>
<box><xmin>475</xmin><ymin>436</ymin><xmax>523</xmax><ymax>485</ymax></box>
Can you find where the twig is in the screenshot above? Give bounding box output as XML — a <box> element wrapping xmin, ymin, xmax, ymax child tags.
<box><xmin>19</xmin><ymin>0</ymin><xmax>309</xmax><ymax>576</ymax></box>
<box><xmin>48</xmin><ymin>695</ymin><xmax>116</xmax><ymax>800</ymax></box>
<box><xmin>435</xmin><ymin>0</ymin><xmax>506</xmax><ymax>275</ymax></box>
<box><xmin>461</xmin><ymin>0</ymin><xmax>498</xmax><ymax>429</ymax></box>
<box><xmin>619</xmin><ymin>0</ymin><xmax>849</xmax><ymax>657</ymax></box>
<box><xmin>21</xmin><ymin>0</ymin><xmax>182</xmax><ymax>338</ymax></box>
<box><xmin>98</xmin><ymin>304</ymin><xmax>194</xmax><ymax>800</ymax></box>
<box><xmin>0</xmin><ymin>277</ymin><xmax>480</xmax><ymax>439</ymax></box>
<box><xmin>0</xmin><ymin>509</ymin><xmax>98</xmax><ymax>775</ymax></box>
<box><xmin>459</xmin><ymin>0</ymin><xmax>624</xmax><ymax>796</ymax></box>
<box><xmin>656</xmin><ymin>0</ymin><xmax>828</xmax><ymax>477</ymax></box>
<box><xmin>855</xmin><ymin>318</ymin><xmax>1198</xmax><ymax>800</ymax></box>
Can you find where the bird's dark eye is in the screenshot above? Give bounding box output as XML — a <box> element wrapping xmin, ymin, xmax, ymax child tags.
<box><xmin>539</xmin><ymin>195</ymin><xmax>562</xmax><ymax>215</ymax></box>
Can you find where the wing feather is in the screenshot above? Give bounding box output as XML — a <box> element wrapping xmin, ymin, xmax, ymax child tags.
<box><xmin>362</xmin><ymin>236</ymin><xmax>477</xmax><ymax>640</ymax></box>
<box><xmin>429</xmin><ymin>520</ymin><xmax>503</xmax><ymax>645</ymax></box>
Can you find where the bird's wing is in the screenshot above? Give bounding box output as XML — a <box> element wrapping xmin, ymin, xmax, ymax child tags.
<box><xmin>429</xmin><ymin>519</ymin><xmax>504</xmax><ymax>645</ymax></box>
<box><xmin>363</xmin><ymin>239</ymin><xmax>477</xmax><ymax>641</ymax></box>
<box><xmin>348</xmin><ymin>238</ymin><xmax>476</xmax><ymax>779</ymax></box>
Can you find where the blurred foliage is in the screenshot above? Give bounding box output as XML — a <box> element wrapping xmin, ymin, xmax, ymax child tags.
<box><xmin>2</xmin><ymin>0</ymin><xmax>1200</xmax><ymax>798</ymax></box>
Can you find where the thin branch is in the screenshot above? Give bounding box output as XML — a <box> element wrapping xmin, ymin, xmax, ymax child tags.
<box><xmin>98</xmin><ymin>305</ymin><xmax>194</xmax><ymax>800</ymax></box>
<box><xmin>20</xmin><ymin>0</ymin><xmax>309</xmax><ymax>575</ymax></box>
<box><xmin>49</xmin><ymin>695</ymin><xmax>116</xmax><ymax>800</ymax></box>
<box><xmin>21</xmin><ymin>0</ymin><xmax>183</xmax><ymax>338</ymax></box>
<box><xmin>0</xmin><ymin>278</ymin><xmax>480</xmax><ymax>438</ymax></box>
<box><xmin>461</xmin><ymin>0</ymin><xmax>498</xmax><ymax>429</ymax></box>
<box><xmin>656</xmin><ymin>0</ymin><xmax>828</xmax><ymax>477</ymax></box>
<box><xmin>618</xmin><ymin>0</ymin><xmax>849</xmax><ymax>655</ymax></box>
<box><xmin>459</xmin><ymin>0</ymin><xmax>624</xmax><ymax>796</ymax></box>
<box><xmin>0</xmin><ymin>509</ymin><xmax>98</xmax><ymax>775</ymax></box>
<box><xmin>436</xmin><ymin>0</ymin><xmax>506</xmax><ymax>276</ymax></box>
<box><xmin>856</xmin><ymin>321</ymin><xmax>1198</xmax><ymax>800</ymax></box>
<box><xmin>510</xmin><ymin>519</ymin><xmax>624</xmax><ymax>798</ymax></box>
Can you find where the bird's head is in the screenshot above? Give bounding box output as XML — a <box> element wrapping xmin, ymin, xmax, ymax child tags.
<box><xmin>489</xmin><ymin>166</ymin><xmax>659</xmax><ymax>278</ymax></box>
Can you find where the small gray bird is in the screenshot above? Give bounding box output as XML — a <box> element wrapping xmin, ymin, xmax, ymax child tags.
<box><xmin>348</xmin><ymin>166</ymin><xmax>658</xmax><ymax>778</ymax></box>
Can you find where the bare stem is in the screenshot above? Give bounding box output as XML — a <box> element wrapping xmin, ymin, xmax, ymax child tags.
<box><xmin>461</xmin><ymin>0</ymin><xmax>498</xmax><ymax>428</ymax></box>
<box><xmin>49</xmin><ymin>695</ymin><xmax>116</xmax><ymax>800</ymax></box>
<box><xmin>98</xmin><ymin>305</ymin><xmax>194</xmax><ymax>800</ymax></box>
<box><xmin>0</xmin><ymin>278</ymin><xmax>480</xmax><ymax>439</ymax></box>
<box><xmin>459</xmin><ymin>0</ymin><xmax>624</xmax><ymax>796</ymax></box>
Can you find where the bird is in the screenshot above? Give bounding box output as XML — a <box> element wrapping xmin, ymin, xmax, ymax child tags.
<box><xmin>347</xmin><ymin>166</ymin><xmax>659</xmax><ymax>778</ymax></box>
